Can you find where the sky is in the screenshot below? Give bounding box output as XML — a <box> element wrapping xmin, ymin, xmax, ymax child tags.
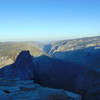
<box><xmin>0</xmin><ymin>0</ymin><xmax>100</xmax><ymax>41</ymax></box>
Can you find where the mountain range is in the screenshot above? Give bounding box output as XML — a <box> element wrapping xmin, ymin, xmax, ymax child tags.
<box><xmin>43</xmin><ymin>36</ymin><xmax>100</xmax><ymax>69</ymax></box>
<box><xmin>0</xmin><ymin>36</ymin><xmax>100</xmax><ymax>100</ymax></box>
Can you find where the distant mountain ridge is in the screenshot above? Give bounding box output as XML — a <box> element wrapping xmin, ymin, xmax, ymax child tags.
<box><xmin>44</xmin><ymin>36</ymin><xmax>100</xmax><ymax>54</ymax></box>
<box><xmin>43</xmin><ymin>36</ymin><xmax>100</xmax><ymax>69</ymax></box>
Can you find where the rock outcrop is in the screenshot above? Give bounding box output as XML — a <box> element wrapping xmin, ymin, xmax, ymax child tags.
<box><xmin>0</xmin><ymin>50</ymin><xmax>99</xmax><ymax>100</ymax></box>
<box><xmin>0</xmin><ymin>51</ymin><xmax>36</xmax><ymax>80</ymax></box>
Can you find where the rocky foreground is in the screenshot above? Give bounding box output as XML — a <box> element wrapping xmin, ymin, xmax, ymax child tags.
<box><xmin>0</xmin><ymin>79</ymin><xmax>81</xmax><ymax>100</ymax></box>
<box><xmin>0</xmin><ymin>51</ymin><xmax>100</xmax><ymax>100</ymax></box>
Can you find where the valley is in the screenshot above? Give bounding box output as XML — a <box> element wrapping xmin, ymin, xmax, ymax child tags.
<box><xmin>0</xmin><ymin>36</ymin><xmax>100</xmax><ymax>100</ymax></box>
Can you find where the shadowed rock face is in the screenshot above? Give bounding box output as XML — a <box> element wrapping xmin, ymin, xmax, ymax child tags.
<box><xmin>13</xmin><ymin>51</ymin><xmax>36</xmax><ymax>80</ymax></box>
<box><xmin>0</xmin><ymin>51</ymin><xmax>36</xmax><ymax>80</ymax></box>
<box><xmin>15</xmin><ymin>51</ymin><xmax>32</xmax><ymax>65</ymax></box>
<box><xmin>0</xmin><ymin>51</ymin><xmax>99</xmax><ymax>100</ymax></box>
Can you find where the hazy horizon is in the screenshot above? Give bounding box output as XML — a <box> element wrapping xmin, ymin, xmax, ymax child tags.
<box><xmin>0</xmin><ymin>35</ymin><xmax>99</xmax><ymax>43</ymax></box>
<box><xmin>0</xmin><ymin>0</ymin><xmax>100</xmax><ymax>41</ymax></box>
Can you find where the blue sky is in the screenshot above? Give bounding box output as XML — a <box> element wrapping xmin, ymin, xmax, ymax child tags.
<box><xmin>0</xmin><ymin>0</ymin><xmax>100</xmax><ymax>41</ymax></box>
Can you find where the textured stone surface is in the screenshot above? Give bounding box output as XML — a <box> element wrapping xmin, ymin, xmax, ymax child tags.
<box><xmin>0</xmin><ymin>79</ymin><xmax>81</xmax><ymax>100</ymax></box>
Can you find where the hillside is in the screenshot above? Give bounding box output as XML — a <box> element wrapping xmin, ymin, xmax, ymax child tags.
<box><xmin>43</xmin><ymin>36</ymin><xmax>100</xmax><ymax>69</ymax></box>
<box><xmin>0</xmin><ymin>42</ymin><xmax>44</xmax><ymax>68</ymax></box>
<box><xmin>44</xmin><ymin>36</ymin><xmax>100</xmax><ymax>54</ymax></box>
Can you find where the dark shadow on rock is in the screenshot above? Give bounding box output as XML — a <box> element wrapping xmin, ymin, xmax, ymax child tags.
<box><xmin>0</xmin><ymin>50</ymin><xmax>99</xmax><ymax>99</ymax></box>
<box><xmin>52</xmin><ymin>46</ymin><xmax>100</xmax><ymax>69</ymax></box>
<box><xmin>0</xmin><ymin>50</ymin><xmax>36</xmax><ymax>80</ymax></box>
